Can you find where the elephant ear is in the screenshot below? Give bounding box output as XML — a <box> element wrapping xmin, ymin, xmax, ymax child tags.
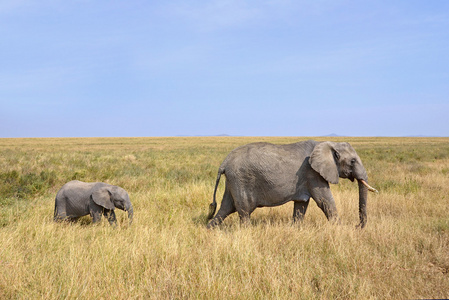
<box><xmin>92</xmin><ymin>187</ymin><xmax>115</xmax><ymax>210</ymax></box>
<box><xmin>309</xmin><ymin>142</ymin><xmax>339</xmax><ymax>184</ymax></box>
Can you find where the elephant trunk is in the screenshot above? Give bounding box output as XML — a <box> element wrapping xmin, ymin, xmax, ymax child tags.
<box><xmin>125</xmin><ymin>203</ymin><xmax>133</xmax><ymax>225</ymax></box>
<box><xmin>357</xmin><ymin>179</ymin><xmax>368</xmax><ymax>228</ymax></box>
<box><xmin>353</xmin><ymin>160</ymin><xmax>378</xmax><ymax>228</ymax></box>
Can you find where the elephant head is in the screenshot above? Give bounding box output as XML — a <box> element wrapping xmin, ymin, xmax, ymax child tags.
<box><xmin>92</xmin><ymin>185</ymin><xmax>134</xmax><ymax>224</ymax></box>
<box><xmin>309</xmin><ymin>142</ymin><xmax>377</xmax><ymax>228</ymax></box>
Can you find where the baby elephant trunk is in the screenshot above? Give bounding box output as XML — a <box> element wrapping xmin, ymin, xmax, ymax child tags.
<box><xmin>125</xmin><ymin>203</ymin><xmax>133</xmax><ymax>225</ymax></box>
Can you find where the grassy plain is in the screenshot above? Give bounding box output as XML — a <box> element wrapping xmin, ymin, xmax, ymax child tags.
<box><xmin>0</xmin><ymin>136</ymin><xmax>448</xmax><ymax>299</ymax></box>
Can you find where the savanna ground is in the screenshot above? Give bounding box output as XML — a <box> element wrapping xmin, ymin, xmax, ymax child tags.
<box><xmin>0</xmin><ymin>136</ymin><xmax>448</xmax><ymax>299</ymax></box>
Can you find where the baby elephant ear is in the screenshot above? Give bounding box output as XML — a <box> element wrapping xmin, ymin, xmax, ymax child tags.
<box><xmin>309</xmin><ymin>142</ymin><xmax>339</xmax><ymax>184</ymax></box>
<box><xmin>92</xmin><ymin>187</ymin><xmax>115</xmax><ymax>210</ymax></box>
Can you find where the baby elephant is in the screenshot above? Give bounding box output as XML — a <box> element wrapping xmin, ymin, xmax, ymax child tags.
<box><xmin>54</xmin><ymin>180</ymin><xmax>133</xmax><ymax>226</ymax></box>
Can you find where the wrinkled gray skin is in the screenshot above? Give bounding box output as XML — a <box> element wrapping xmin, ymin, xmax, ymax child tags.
<box><xmin>54</xmin><ymin>180</ymin><xmax>133</xmax><ymax>226</ymax></box>
<box><xmin>207</xmin><ymin>140</ymin><xmax>369</xmax><ymax>228</ymax></box>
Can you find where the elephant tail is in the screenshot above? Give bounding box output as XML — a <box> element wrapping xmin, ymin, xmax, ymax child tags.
<box><xmin>208</xmin><ymin>167</ymin><xmax>224</xmax><ymax>219</ymax></box>
<box><xmin>53</xmin><ymin>197</ymin><xmax>59</xmax><ymax>221</ymax></box>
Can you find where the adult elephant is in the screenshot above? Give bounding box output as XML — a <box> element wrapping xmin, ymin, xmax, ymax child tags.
<box><xmin>207</xmin><ymin>140</ymin><xmax>377</xmax><ymax>228</ymax></box>
<box><xmin>54</xmin><ymin>180</ymin><xmax>133</xmax><ymax>226</ymax></box>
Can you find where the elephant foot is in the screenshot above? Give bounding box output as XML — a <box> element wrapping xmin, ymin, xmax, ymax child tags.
<box><xmin>206</xmin><ymin>217</ymin><xmax>223</xmax><ymax>229</ymax></box>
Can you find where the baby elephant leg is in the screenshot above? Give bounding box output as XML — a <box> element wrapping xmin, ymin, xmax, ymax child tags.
<box><xmin>104</xmin><ymin>210</ymin><xmax>117</xmax><ymax>226</ymax></box>
<box><xmin>90</xmin><ymin>205</ymin><xmax>103</xmax><ymax>224</ymax></box>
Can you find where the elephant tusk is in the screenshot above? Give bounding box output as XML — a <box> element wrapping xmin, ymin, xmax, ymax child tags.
<box><xmin>361</xmin><ymin>180</ymin><xmax>379</xmax><ymax>193</ymax></box>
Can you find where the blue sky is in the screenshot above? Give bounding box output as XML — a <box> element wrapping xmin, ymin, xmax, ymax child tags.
<box><xmin>1</xmin><ymin>1</ymin><xmax>448</xmax><ymax>137</ymax></box>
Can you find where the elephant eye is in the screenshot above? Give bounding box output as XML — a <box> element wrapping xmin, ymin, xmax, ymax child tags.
<box><xmin>351</xmin><ymin>158</ymin><xmax>356</xmax><ymax>165</ymax></box>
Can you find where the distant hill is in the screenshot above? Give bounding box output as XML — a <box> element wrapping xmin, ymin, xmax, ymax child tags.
<box><xmin>176</xmin><ymin>134</ymin><xmax>231</xmax><ymax>137</ymax></box>
<box><xmin>404</xmin><ymin>135</ymin><xmax>436</xmax><ymax>137</ymax></box>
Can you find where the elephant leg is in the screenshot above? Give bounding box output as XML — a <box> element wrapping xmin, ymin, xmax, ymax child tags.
<box><xmin>207</xmin><ymin>188</ymin><xmax>236</xmax><ymax>228</ymax></box>
<box><xmin>310</xmin><ymin>185</ymin><xmax>340</xmax><ymax>224</ymax></box>
<box><xmin>104</xmin><ymin>210</ymin><xmax>117</xmax><ymax>226</ymax></box>
<box><xmin>293</xmin><ymin>200</ymin><xmax>310</xmax><ymax>223</ymax></box>
<box><xmin>237</xmin><ymin>211</ymin><xmax>251</xmax><ymax>225</ymax></box>
<box><xmin>54</xmin><ymin>198</ymin><xmax>67</xmax><ymax>222</ymax></box>
<box><xmin>54</xmin><ymin>211</ymin><xmax>66</xmax><ymax>222</ymax></box>
<box><xmin>232</xmin><ymin>188</ymin><xmax>256</xmax><ymax>226</ymax></box>
<box><xmin>91</xmin><ymin>212</ymin><xmax>102</xmax><ymax>223</ymax></box>
<box><xmin>236</xmin><ymin>196</ymin><xmax>254</xmax><ymax>225</ymax></box>
<box><xmin>90</xmin><ymin>205</ymin><xmax>103</xmax><ymax>224</ymax></box>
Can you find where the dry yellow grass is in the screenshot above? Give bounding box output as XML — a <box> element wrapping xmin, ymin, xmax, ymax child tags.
<box><xmin>0</xmin><ymin>137</ymin><xmax>448</xmax><ymax>299</ymax></box>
